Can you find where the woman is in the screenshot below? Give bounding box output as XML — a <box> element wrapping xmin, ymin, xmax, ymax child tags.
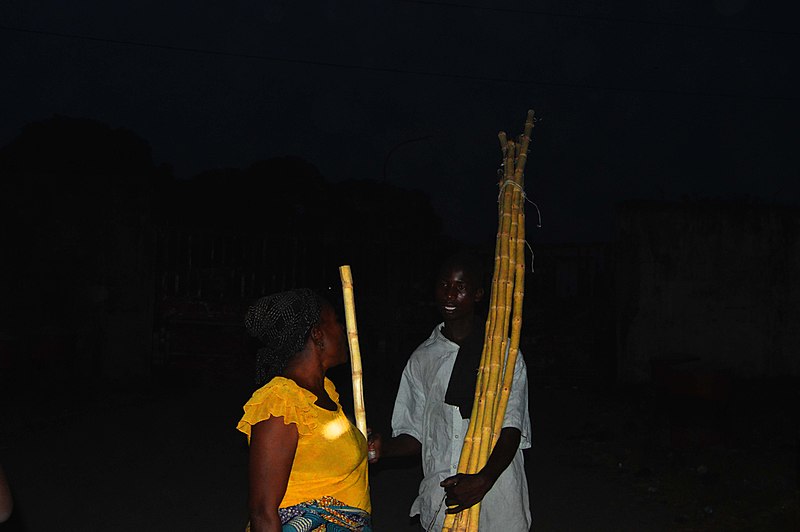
<box><xmin>237</xmin><ymin>288</ymin><xmax>371</xmax><ymax>532</ymax></box>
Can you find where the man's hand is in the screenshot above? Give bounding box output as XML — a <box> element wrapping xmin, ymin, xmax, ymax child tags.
<box><xmin>440</xmin><ymin>472</ymin><xmax>493</xmax><ymax>514</ymax></box>
<box><xmin>438</xmin><ymin>428</ymin><xmax>522</xmax><ymax>514</ymax></box>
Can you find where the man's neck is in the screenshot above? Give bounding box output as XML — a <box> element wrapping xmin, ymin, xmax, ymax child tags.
<box><xmin>442</xmin><ymin>314</ymin><xmax>479</xmax><ymax>345</ymax></box>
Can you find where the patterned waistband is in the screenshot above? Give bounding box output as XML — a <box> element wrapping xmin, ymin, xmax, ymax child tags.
<box><xmin>279</xmin><ymin>496</ymin><xmax>372</xmax><ymax>532</ymax></box>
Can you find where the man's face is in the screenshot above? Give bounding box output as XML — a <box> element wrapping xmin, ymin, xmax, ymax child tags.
<box><xmin>434</xmin><ymin>265</ymin><xmax>483</xmax><ymax>322</ymax></box>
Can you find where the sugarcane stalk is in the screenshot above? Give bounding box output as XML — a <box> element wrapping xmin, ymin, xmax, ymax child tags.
<box><xmin>492</xmin><ymin>114</ymin><xmax>533</xmax><ymax>441</ymax></box>
<box><xmin>455</xmin><ymin>138</ymin><xmax>514</xmax><ymax>474</ymax></box>
<box><xmin>339</xmin><ymin>265</ymin><xmax>367</xmax><ymax>439</ymax></box>
<box><xmin>491</xmin><ymin>184</ymin><xmax>521</xmax><ymax>424</ymax></box>
<box><xmin>465</xmin><ymin>184</ymin><xmax>518</xmax><ymax>531</ymax></box>
<box><xmin>466</xmin><ymin>147</ymin><xmax>515</xmax><ymax>463</ymax></box>
<box><xmin>514</xmin><ymin>110</ymin><xmax>535</xmax><ymax>185</ymax></box>
<box><xmin>492</xmin><ymin>208</ymin><xmax>525</xmax><ymax>444</ymax></box>
<box><xmin>447</xmin><ymin>177</ymin><xmax>510</xmax><ymax>532</ymax></box>
<box><xmin>452</xmin><ymin>144</ymin><xmax>520</xmax><ymax>532</ymax></box>
<box><xmin>446</xmin><ymin>112</ymin><xmax>535</xmax><ymax>532</ymax></box>
<box><xmin>459</xmin><ymin>178</ymin><xmax>525</xmax><ymax>532</ymax></box>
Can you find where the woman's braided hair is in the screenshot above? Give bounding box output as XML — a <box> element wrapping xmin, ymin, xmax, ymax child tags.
<box><xmin>244</xmin><ymin>288</ymin><xmax>324</xmax><ymax>387</ymax></box>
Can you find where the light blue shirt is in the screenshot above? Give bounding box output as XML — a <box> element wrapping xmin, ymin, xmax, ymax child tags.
<box><xmin>391</xmin><ymin>323</ymin><xmax>532</xmax><ymax>531</ymax></box>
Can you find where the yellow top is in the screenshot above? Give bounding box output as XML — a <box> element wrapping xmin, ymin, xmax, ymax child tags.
<box><xmin>237</xmin><ymin>376</ymin><xmax>371</xmax><ymax>513</ymax></box>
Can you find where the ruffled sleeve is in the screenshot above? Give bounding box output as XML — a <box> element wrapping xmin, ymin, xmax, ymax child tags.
<box><xmin>236</xmin><ymin>377</ymin><xmax>319</xmax><ymax>442</ymax></box>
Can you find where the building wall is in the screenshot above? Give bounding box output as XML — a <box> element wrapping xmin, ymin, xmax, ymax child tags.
<box><xmin>616</xmin><ymin>202</ymin><xmax>800</xmax><ymax>383</ymax></box>
<box><xmin>523</xmin><ymin>243</ymin><xmax>615</xmax><ymax>382</ymax></box>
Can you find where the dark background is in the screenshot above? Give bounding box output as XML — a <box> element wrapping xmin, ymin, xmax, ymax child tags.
<box><xmin>2</xmin><ymin>0</ymin><xmax>798</xmax><ymax>244</ymax></box>
<box><xmin>1</xmin><ymin>1</ymin><xmax>798</xmax><ymax>530</ymax></box>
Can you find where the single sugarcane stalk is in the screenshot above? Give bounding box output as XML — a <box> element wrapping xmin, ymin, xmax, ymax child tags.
<box><xmin>339</xmin><ymin>265</ymin><xmax>367</xmax><ymax>439</ymax></box>
<box><xmin>491</xmin><ymin>183</ymin><xmax>521</xmax><ymax>425</ymax></box>
<box><xmin>494</xmin><ymin>136</ymin><xmax>519</xmax><ymax>376</ymax></box>
<box><xmin>492</xmin><ymin>208</ymin><xmax>526</xmax><ymax>444</ymax></box>
<box><xmin>455</xmin><ymin>331</ymin><xmax>490</xmax><ymax>470</ymax></box>
<box><xmin>491</xmin><ymin>182</ymin><xmax>524</xmax><ymax>423</ymax></box>
<box><xmin>513</xmin><ymin>110</ymin><xmax>535</xmax><ymax>185</ymax></box>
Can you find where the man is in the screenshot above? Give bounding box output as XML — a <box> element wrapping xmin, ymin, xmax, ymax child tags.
<box><xmin>370</xmin><ymin>253</ymin><xmax>531</xmax><ymax>531</ymax></box>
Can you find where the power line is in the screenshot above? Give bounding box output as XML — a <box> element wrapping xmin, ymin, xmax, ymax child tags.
<box><xmin>395</xmin><ymin>0</ymin><xmax>800</xmax><ymax>38</ymax></box>
<box><xmin>0</xmin><ymin>24</ymin><xmax>796</xmax><ymax>103</ymax></box>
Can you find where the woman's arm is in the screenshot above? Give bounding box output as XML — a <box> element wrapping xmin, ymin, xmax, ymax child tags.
<box><xmin>0</xmin><ymin>464</ymin><xmax>12</xmax><ymax>523</ymax></box>
<box><xmin>248</xmin><ymin>416</ymin><xmax>299</xmax><ymax>532</ymax></box>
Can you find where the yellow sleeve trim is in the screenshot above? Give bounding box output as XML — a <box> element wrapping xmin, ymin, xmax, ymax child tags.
<box><xmin>237</xmin><ymin>377</ymin><xmax>320</xmax><ymax>439</ymax></box>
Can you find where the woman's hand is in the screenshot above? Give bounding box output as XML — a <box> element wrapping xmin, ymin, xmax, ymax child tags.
<box><xmin>0</xmin><ymin>464</ymin><xmax>13</xmax><ymax>523</ymax></box>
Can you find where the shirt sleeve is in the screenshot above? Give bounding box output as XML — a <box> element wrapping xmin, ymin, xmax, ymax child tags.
<box><xmin>391</xmin><ymin>355</ymin><xmax>426</xmax><ymax>442</ymax></box>
<box><xmin>236</xmin><ymin>378</ymin><xmax>318</xmax><ymax>443</ymax></box>
<box><xmin>501</xmin><ymin>348</ymin><xmax>532</xmax><ymax>449</ymax></box>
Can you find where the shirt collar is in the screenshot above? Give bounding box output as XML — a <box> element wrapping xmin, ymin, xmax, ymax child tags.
<box><xmin>424</xmin><ymin>322</ymin><xmax>458</xmax><ymax>348</ymax></box>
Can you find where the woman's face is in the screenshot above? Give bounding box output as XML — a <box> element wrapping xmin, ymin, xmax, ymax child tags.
<box><xmin>318</xmin><ymin>304</ymin><xmax>349</xmax><ymax>367</ymax></box>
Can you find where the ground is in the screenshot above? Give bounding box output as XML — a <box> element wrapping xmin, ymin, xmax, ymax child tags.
<box><xmin>0</xmin><ymin>366</ymin><xmax>796</xmax><ymax>531</ymax></box>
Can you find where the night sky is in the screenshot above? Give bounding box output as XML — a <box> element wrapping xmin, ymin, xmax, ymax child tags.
<box><xmin>2</xmin><ymin>0</ymin><xmax>798</xmax><ymax>244</ymax></box>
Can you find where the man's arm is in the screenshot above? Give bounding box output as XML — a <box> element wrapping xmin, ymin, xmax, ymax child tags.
<box><xmin>375</xmin><ymin>352</ymin><xmax>426</xmax><ymax>463</ymax></box>
<box><xmin>440</xmin><ymin>351</ymin><xmax>529</xmax><ymax>513</ymax></box>
<box><xmin>368</xmin><ymin>432</ymin><xmax>421</xmax><ymax>462</ymax></box>
<box><xmin>440</xmin><ymin>427</ymin><xmax>521</xmax><ymax>514</ymax></box>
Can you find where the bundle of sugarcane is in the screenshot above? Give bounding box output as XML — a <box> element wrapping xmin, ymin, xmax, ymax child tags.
<box><xmin>442</xmin><ymin>110</ymin><xmax>534</xmax><ymax>532</ymax></box>
<box><xmin>339</xmin><ymin>265</ymin><xmax>368</xmax><ymax>439</ymax></box>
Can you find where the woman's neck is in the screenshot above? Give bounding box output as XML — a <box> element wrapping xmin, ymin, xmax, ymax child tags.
<box><xmin>283</xmin><ymin>358</ymin><xmax>336</xmax><ymax>410</ymax></box>
<box><xmin>283</xmin><ymin>353</ymin><xmax>326</xmax><ymax>392</ymax></box>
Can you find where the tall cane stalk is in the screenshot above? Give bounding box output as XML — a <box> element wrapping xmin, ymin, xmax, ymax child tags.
<box><xmin>339</xmin><ymin>265</ymin><xmax>367</xmax><ymax>439</ymax></box>
<box><xmin>444</xmin><ymin>110</ymin><xmax>534</xmax><ymax>532</ymax></box>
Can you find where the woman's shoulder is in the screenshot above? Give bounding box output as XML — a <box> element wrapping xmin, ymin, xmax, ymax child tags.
<box><xmin>253</xmin><ymin>376</ymin><xmax>340</xmax><ymax>400</ymax></box>
<box><xmin>238</xmin><ymin>377</ymin><xmax>320</xmax><ymax>437</ymax></box>
<box><xmin>248</xmin><ymin>376</ymin><xmax>312</xmax><ymax>405</ymax></box>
